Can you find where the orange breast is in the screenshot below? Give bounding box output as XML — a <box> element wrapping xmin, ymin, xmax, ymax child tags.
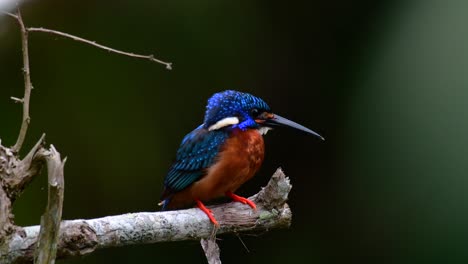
<box><xmin>168</xmin><ymin>129</ymin><xmax>265</xmax><ymax>208</ymax></box>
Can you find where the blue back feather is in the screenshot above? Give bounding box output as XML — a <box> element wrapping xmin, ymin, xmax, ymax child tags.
<box><xmin>161</xmin><ymin>126</ymin><xmax>229</xmax><ymax>198</ymax></box>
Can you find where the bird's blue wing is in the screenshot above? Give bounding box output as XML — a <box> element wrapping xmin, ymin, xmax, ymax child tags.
<box><xmin>161</xmin><ymin>125</ymin><xmax>229</xmax><ymax>198</ymax></box>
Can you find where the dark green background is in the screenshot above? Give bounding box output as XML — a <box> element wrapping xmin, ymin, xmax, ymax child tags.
<box><xmin>2</xmin><ymin>0</ymin><xmax>468</xmax><ymax>263</ymax></box>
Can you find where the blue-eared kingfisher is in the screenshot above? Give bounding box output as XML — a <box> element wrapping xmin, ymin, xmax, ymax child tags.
<box><xmin>159</xmin><ymin>90</ymin><xmax>323</xmax><ymax>226</ymax></box>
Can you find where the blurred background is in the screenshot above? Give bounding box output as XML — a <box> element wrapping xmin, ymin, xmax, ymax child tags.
<box><xmin>1</xmin><ymin>0</ymin><xmax>468</xmax><ymax>263</ymax></box>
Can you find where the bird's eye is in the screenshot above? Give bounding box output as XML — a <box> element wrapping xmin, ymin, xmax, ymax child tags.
<box><xmin>250</xmin><ymin>108</ymin><xmax>259</xmax><ymax>117</ymax></box>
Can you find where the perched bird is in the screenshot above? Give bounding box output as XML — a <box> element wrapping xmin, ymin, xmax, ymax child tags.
<box><xmin>159</xmin><ymin>90</ymin><xmax>323</xmax><ymax>226</ymax></box>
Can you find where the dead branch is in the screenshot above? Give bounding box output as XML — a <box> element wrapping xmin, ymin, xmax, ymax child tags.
<box><xmin>10</xmin><ymin>8</ymin><xmax>32</xmax><ymax>154</ymax></box>
<box><xmin>2</xmin><ymin>11</ymin><xmax>172</xmax><ymax>70</ymax></box>
<box><xmin>201</xmin><ymin>238</ymin><xmax>222</xmax><ymax>264</ymax></box>
<box><xmin>4</xmin><ymin>134</ymin><xmax>45</xmax><ymax>202</ymax></box>
<box><xmin>0</xmin><ymin>182</ymin><xmax>13</xmax><ymax>245</ymax></box>
<box><xmin>34</xmin><ymin>146</ymin><xmax>66</xmax><ymax>264</ymax></box>
<box><xmin>27</xmin><ymin>27</ymin><xmax>172</xmax><ymax>70</ymax></box>
<box><xmin>2</xmin><ymin>169</ymin><xmax>292</xmax><ymax>263</ymax></box>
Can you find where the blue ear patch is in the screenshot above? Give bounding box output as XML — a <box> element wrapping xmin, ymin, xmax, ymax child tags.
<box><xmin>236</xmin><ymin>118</ymin><xmax>257</xmax><ymax>131</ymax></box>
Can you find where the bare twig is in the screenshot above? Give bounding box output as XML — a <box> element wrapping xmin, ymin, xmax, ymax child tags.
<box><xmin>10</xmin><ymin>97</ymin><xmax>24</xmax><ymax>103</ymax></box>
<box><xmin>3</xmin><ymin>10</ymin><xmax>172</xmax><ymax>70</ymax></box>
<box><xmin>3</xmin><ymin>169</ymin><xmax>292</xmax><ymax>263</ymax></box>
<box><xmin>34</xmin><ymin>145</ymin><xmax>66</xmax><ymax>264</ymax></box>
<box><xmin>1</xmin><ymin>11</ymin><xmax>18</xmax><ymax>19</ymax></box>
<box><xmin>11</xmin><ymin>8</ymin><xmax>32</xmax><ymax>154</ymax></box>
<box><xmin>28</xmin><ymin>27</ymin><xmax>173</xmax><ymax>70</ymax></box>
<box><xmin>4</xmin><ymin>8</ymin><xmax>171</xmax><ymax>154</ymax></box>
<box><xmin>236</xmin><ymin>234</ymin><xmax>250</xmax><ymax>253</ymax></box>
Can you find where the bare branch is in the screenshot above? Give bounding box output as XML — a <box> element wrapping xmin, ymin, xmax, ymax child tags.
<box><xmin>27</xmin><ymin>27</ymin><xmax>173</xmax><ymax>70</ymax></box>
<box><xmin>0</xmin><ymin>144</ymin><xmax>17</xmax><ymax>243</ymax></box>
<box><xmin>3</xmin><ymin>169</ymin><xmax>292</xmax><ymax>263</ymax></box>
<box><xmin>0</xmin><ymin>185</ymin><xmax>9</xmax><ymax>228</ymax></box>
<box><xmin>201</xmin><ymin>238</ymin><xmax>221</xmax><ymax>264</ymax></box>
<box><xmin>11</xmin><ymin>8</ymin><xmax>32</xmax><ymax>154</ymax></box>
<box><xmin>0</xmin><ymin>183</ymin><xmax>13</xmax><ymax>244</ymax></box>
<box><xmin>4</xmin><ymin>8</ymin><xmax>171</xmax><ymax>154</ymax></box>
<box><xmin>34</xmin><ymin>145</ymin><xmax>66</xmax><ymax>264</ymax></box>
<box><xmin>4</xmin><ymin>134</ymin><xmax>46</xmax><ymax>201</ymax></box>
<box><xmin>0</xmin><ymin>144</ymin><xmax>14</xmax><ymax>243</ymax></box>
<box><xmin>3</xmin><ymin>11</ymin><xmax>172</xmax><ymax>70</ymax></box>
<box><xmin>0</xmin><ymin>134</ymin><xmax>47</xmax><ymax>249</ymax></box>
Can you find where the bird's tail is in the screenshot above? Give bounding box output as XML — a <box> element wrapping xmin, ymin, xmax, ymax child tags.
<box><xmin>158</xmin><ymin>198</ymin><xmax>171</xmax><ymax>210</ymax></box>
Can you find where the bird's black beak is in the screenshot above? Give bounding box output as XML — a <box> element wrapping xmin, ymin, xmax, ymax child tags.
<box><xmin>262</xmin><ymin>114</ymin><xmax>324</xmax><ymax>140</ymax></box>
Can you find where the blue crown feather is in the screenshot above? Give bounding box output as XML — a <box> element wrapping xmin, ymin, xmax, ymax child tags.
<box><xmin>203</xmin><ymin>90</ymin><xmax>271</xmax><ymax>129</ymax></box>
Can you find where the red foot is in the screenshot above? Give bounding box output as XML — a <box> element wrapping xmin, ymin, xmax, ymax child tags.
<box><xmin>196</xmin><ymin>199</ymin><xmax>219</xmax><ymax>227</ymax></box>
<box><xmin>226</xmin><ymin>191</ymin><xmax>257</xmax><ymax>211</ymax></box>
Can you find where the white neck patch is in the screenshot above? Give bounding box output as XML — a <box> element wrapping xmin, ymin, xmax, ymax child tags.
<box><xmin>258</xmin><ymin>127</ymin><xmax>272</xmax><ymax>135</ymax></box>
<box><xmin>208</xmin><ymin>117</ymin><xmax>239</xmax><ymax>131</ymax></box>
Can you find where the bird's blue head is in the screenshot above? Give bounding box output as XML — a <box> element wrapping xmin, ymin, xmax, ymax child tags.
<box><xmin>202</xmin><ymin>90</ymin><xmax>324</xmax><ymax>139</ymax></box>
<box><xmin>203</xmin><ymin>90</ymin><xmax>270</xmax><ymax>131</ymax></box>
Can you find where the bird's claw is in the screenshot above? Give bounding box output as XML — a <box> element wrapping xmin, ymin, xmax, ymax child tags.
<box><xmin>196</xmin><ymin>199</ymin><xmax>219</xmax><ymax>227</ymax></box>
<box><xmin>226</xmin><ymin>191</ymin><xmax>257</xmax><ymax>211</ymax></box>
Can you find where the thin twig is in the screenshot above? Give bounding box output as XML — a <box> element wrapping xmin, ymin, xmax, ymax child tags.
<box><xmin>28</xmin><ymin>27</ymin><xmax>173</xmax><ymax>70</ymax></box>
<box><xmin>11</xmin><ymin>8</ymin><xmax>32</xmax><ymax>154</ymax></box>
<box><xmin>3</xmin><ymin>11</ymin><xmax>172</xmax><ymax>69</ymax></box>
<box><xmin>10</xmin><ymin>96</ymin><xmax>24</xmax><ymax>103</ymax></box>
<box><xmin>4</xmin><ymin>8</ymin><xmax>171</xmax><ymax>151</ymax></box>
<box><xmin>1</xmin><ymin>11</ymin><xmax>18</xmax><ymax>19</ymax></box>
<box><xmin>236</xmin><ymin>234</ymin><xmax>250</xmax><ymax>253</ymax></box>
